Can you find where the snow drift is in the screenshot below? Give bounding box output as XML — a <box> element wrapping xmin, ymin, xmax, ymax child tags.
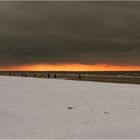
<box><xmin>0</xmin><ymin>76</ymin><xmax>140</xmax><ymax>138</ymax></box>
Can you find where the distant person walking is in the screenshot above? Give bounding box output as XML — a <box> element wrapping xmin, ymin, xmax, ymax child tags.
<box><xmin>48</xmin><ymin>74</ymin><xmax>50</xmax><ymax>78</ymax></box>
<box><xmin>78</xmin><ymin>74</ymin><xmax>81</xmax><ymax>80</ymax></box>
<box><xmin>54</xmin><ymin>74</ymin><xmax>57</xmax><ymax>79</ymax></box>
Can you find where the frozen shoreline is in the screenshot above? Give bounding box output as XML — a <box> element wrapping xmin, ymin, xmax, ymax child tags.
<box><xmin>0</xmin><ymin>76</ymin><xmax>140</xmax><ymax>138</ymax></box>
<box><xmin>1</xmin><ymin>71</ymin><xmax>140</xmax><ymax>84</ymax></box>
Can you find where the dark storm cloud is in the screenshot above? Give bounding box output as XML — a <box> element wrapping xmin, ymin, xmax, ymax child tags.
<box><xmin>0</xmin><ymin>1</ymin><xmax>140</xmax><ymax>66</ymax></box>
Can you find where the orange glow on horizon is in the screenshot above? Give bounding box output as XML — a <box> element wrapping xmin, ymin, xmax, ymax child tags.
<box><xmin>0</xmin><ymin>63</ymin><xmax>140</xmax><ymax>71</ymax></box>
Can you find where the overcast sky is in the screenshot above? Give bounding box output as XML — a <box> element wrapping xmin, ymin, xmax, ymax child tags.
<box><xmin>0</xmin><ymin>1</ymin><xmax>140</xmax><ymax>67</ymax></box>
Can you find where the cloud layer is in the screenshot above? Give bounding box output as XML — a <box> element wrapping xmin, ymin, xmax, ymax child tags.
<box><xmin>0</xmin><ymin>1</ymin><xmax>140</xmax><ymax>67</ymax></box>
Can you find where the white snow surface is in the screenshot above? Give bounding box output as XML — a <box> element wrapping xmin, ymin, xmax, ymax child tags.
<box><xmin>0</xmin><ymin>76</ymin><xmax>140</xmax><ymax>139</ymax></box>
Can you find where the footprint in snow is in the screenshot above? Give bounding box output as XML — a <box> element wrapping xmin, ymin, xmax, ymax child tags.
<box><xmin>104</xmin><ymin>111</ymin><xmax>110</xmax><ymax>115</ymax></box>
<box><xmin>67</xmin><ymin>107</ymin><xmax>74</xmax><ymax>110</ymax></box>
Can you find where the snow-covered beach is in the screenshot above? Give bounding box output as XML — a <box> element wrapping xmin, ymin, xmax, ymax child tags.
<box><xmin>0</xmin><ymin>76</ymin><xmax>140</xmax><ymax>139</ymax></box>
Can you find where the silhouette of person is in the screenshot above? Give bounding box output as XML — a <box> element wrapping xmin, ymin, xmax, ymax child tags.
<box><xmin>78</xmin><ymin>74</ymin><xmax>81</xmax><ymax>80</ymax></box>
<box><xmin>48</xmin><ymin>74</ymin><xmax>50</xmax><ymax>78</ymax></box>
<box><xmin>54</xmin><ymin>74</ymin><xmax>57</xmax><ymax>79</ymax></box>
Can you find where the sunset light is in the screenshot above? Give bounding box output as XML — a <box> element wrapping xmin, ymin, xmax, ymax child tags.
<box><xmin>0</xmin><ymin>64</ymin><xmax>140</xmax><ymax>71</ymax></box>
